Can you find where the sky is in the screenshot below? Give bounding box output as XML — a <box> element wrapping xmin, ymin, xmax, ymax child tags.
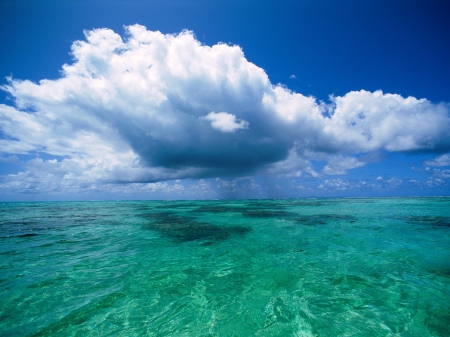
<box><xmin>1</xmin><ymin>0</ymin><xmax>450</xmax><ymax>201</ymax></box>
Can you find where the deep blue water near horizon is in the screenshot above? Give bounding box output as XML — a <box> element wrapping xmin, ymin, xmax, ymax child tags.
<box><xmin>1</xmin><ymin>197</ymin><xmax>449</xmax><ymax>336</ymax></box>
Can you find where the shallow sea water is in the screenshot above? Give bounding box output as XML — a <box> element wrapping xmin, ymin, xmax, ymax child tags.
<box><xmin>1</xmin><ymin>197</ymin><xmax>449</xmax><ymax>336</ymax></box>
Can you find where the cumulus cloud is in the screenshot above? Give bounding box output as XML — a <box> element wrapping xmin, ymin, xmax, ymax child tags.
<box><xmin>1</xmin><ymin>24</ymin><xmax>450</xmax><ymax>195</ymax></box>
<box><xmin>324</xmin><ymin>90</ymin><xmax>450</xmax><ymax>152</ymax></box>
<box><xmin>318</xmin><ymin>178</ymin><xmax>351</xmax><ymax>190</ymax></box>
<box><xmin>200</xmin><ymin>111</ymin><xmax>249</xmax><ymax>133</ymax></box>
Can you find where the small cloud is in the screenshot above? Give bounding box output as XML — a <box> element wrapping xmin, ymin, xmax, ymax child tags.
<box><xmin>424</xmin><ymin>154</ymin><xmax>450</xmax><ymax>167</ymax></box>
<box><xmin>0</xmin><ymin>155</ymin><xmax>19</xmax><ymax>163</ymax></box>
<box><xmin>429</xmin><ymin>168</ymin><xmax>450</xmax><ymax>180</ymax></box>
<box><xmin>284</xmin><ymin>170</ymin><xmax>302</xmax><ymax>178</ymax></box>
<box><xmin>322</xmin><ymin>178</ymin><xmax>351</xmax><ymax>190</ymax></box>
<box><xmin>305</xmin><ymin>167</ymin><xmax>320</xmax><ymax>178</ymax></box>
<box><xmin>200</xmin><ymin>112</ymin><xmax>249</xmax><ymax>133</ymax></box>
<box><xmin>323</xmin><ymin>156</ymin><xmax>365</xmax><ymax>175</ymax></box>
<box><xmin>289</xmin><ymin>74</ymin><xmax>297</xmax><ymax>79</ymax></box>
<box><xmin>385</xmin><ymin>178</ymin><xmax>403</xmax><ymax>187</ymax></box>
<box><xmin>376</xmin><ymin>176</ymin><xmax>383</xmax><ymax>181</ymax></box>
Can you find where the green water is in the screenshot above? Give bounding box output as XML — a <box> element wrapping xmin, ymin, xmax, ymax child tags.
<box><xmin>1</xmin><ymin>198</ymin><xmax>449</xmax><ymax>336</ymax></box>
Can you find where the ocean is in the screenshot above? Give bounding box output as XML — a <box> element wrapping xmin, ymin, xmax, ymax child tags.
<box><xmin>1</xmin><ymin>198</ymin><xmax>449</xmax><ymax>336</ymax></box>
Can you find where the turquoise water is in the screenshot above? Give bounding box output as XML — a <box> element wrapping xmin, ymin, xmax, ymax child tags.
<box><xmin>1</xmin><ymin>198</ymin><xmax>450</xmax><ymax>336</ymax></box>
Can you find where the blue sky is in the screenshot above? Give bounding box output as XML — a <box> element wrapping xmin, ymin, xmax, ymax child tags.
<box><xmin>1</xmin><ymin>0</ymin><xmax>450</xmax><ymax>200</ymax></box>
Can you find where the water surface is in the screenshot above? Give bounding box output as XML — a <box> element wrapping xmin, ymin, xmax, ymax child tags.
<box><xmin>1</xmin><ymin>198</ymin><xmax>449</xmax><ymax>336</ymax></box>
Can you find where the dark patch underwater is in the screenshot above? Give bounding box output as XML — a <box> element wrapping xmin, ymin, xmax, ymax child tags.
<box><xmin>141</xmin><ymin>212</ymin><xmax>250</xmax><ymax>243</ymax></box>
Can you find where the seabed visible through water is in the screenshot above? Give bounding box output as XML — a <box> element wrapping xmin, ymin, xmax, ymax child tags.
<box><xmin>1</xmin><ymin>197</ymin><xmax>450</xmax><ymax>336</ymax></box>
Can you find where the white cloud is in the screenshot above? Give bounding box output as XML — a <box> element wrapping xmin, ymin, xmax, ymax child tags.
<box><xmin>322</xmin><ymin>155</ymin><xmax>366</xmax><ymax>175</ymax></box>
<box><xmin>317</xmin><ymin>178</ymin><xmax>374</xmax><ymax>191</ymax></box>
<box><xmin>324</xmin><ymin>90</ymin><xmax>450</xmax><ymax>152</ymax></box>
<box><xmin>0</xmin><ymin>25</ymin><xmax>450</xmax><ymax>196</ymax></box>
<box><xmin>200</xmin><ymin>111</ymin><xmax>249</xmax><ymax>133</ymax></box>
<box><xmin>263</xmin><ymin>149</ymin><xmax>310</xmax><ymax>177</ymax></box>
<box><xmin>285</xmin><ymin>171</ymin><xmax>302</xmax><ymax>178</ymax></box>
<box><xmin>385</xmin><ymin>178</ymin><xmax>403</xmax><ymax>187</ymax></box>
<box><xmin>424</xmin><ymin>153</ymin><xmax>450</xmax><ymax>167</ymax></box>
<box><xmin>319</xmin><ymin>178</ymin><xmax>351</xmax><ymax>190</ymax></box>
<box><xmin>0</xmin><ymin>155</ymin><xmax>19</xmax><ymax>163</ymax></box>
<box><xmin>304</xmin><ymin>167</ymin><xmax>320</xmax><ymax>178</ymax></box>
<box><xmin>427</xmin><ymin>168</ymin><xmax>450</xmax><ymax>180</ymax></box>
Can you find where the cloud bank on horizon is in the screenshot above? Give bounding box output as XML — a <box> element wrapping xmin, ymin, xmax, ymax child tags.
<box><xmin>1</xmin><ymin>25</ymin><xmax>450</xmax><ymax>197</ymax></box>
